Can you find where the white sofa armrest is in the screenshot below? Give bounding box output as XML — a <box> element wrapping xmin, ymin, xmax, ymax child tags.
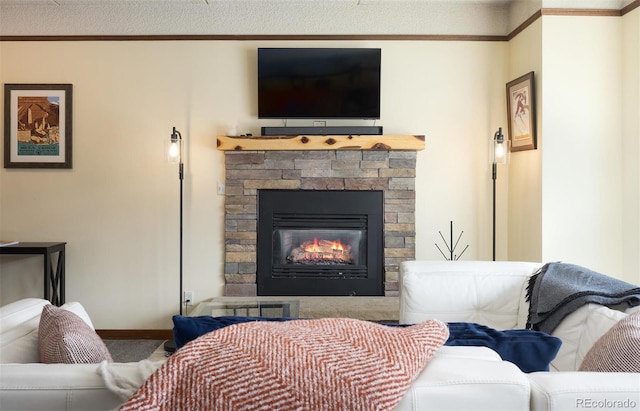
<box><xmin>528</xmin><ymin>371</ymin><xmax>640</xmax><ymax>411</ymax></box>
<box><xmin>0</xmin><ymin>362</ymin><xmax>146</xmax><ymax>411</ymax></box>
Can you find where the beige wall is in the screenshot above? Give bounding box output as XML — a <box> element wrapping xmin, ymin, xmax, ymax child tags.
<box><xmin>505</xmin><ymin>11</ymin><xmax>640</xmax><ymax>285</ymax></box>
<box><xmin>0</xmin><ymin>40</ymin><xmax>509</xmax><ymax>329</ymax></box>
<box><xmin>622</xmin><ymin>7</ymin><xmax>640</xmax><ymax>283</ymax></box>
<box><xmin>541</xmin><ymin>16</ymin><xmax>627</xmax><ymax>280</ymax></box>
<box><xmin>1</xmin><ymin>10</ymin><xmax>638</xmax><ymax>329</ymax></box>
<box><xmin>507</xmin><ymin>19</ymin><xmax>543</xmax><ymax>263</ymax></box>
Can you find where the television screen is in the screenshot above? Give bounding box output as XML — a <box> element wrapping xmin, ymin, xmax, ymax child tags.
<box><xmin>258</xmin><ymin>48</ymin><xmax>381</xmax><ymax>119</ymax></box>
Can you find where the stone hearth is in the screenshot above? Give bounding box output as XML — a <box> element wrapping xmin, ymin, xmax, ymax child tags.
<box><xmin>223</xmin><ymin>149</ymin><xmax>417</xmax><ymax>297</ymax></box>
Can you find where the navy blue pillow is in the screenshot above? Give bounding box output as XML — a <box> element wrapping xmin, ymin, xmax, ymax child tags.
<box><xmin>172</xmin><ymin>316</ymin><xmax>561</xmax><ymax>373</ymax></box>
<box><xmin>172</xmin><ymin>315</ymin><xmax>295</xmax><ymax>350</ymax></box>
<box><xmin>445</xmin><ymin>322</ymin><xmax>562</xmax><ymax>373</ymax></box>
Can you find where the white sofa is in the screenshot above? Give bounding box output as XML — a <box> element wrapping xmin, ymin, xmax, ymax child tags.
<box><xmin>1</xmin><ymin>261</ymin><xmax>638</xmax><ymax>411</ymax></box>
<box><xmin>0</xmin><ymin>298</ymin><xmax>531</xmax><ymax>411</ymax></box>
<box><xmin>397</xmin><ymin>260</ymin><xmax>640</xmax><ymax>411</ymax></box>
<box><xmin>0</xmin><ymin>298</ymin><xmax>156</xmax><ymax>411</ymax></box>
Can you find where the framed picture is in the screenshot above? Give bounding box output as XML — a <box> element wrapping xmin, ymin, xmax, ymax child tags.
<box><xmin>506</xmin><ymin>72</ymin><xmax>536</xmax><ymax>152</ymax></box>
<box><xmin>4</xmin><ymin>84</ymin><xmax>72</xmax><ymax>168</ymax></box>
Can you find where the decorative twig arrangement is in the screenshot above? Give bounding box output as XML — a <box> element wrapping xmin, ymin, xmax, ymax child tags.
<box><xmin>435</xmin><ymin>221</ymin><xmax>469</xmax><ymax>261</ymax></box>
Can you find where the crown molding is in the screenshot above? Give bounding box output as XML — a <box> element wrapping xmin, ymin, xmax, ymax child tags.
<box><xmin>0</xmin><ymin>34</ymin><xmax>508</xmax><ymax>42</ymax></box>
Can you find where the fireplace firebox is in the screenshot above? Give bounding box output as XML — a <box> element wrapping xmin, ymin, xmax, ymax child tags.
<box><xmin>257</xmin><ymin>190</ymin><xmax>383</xmax><ymax>296</ymax></box>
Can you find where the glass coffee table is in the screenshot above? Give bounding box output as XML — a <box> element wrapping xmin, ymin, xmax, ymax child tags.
<box><xmin>189</xmin><ymin>299</ymin><xmax>300</xmax><ymax>318</ymax></box>
<box><xmin>165</xmin><ymin>299</ymin><xmax>300</xmax><ymax>354</ymax></box>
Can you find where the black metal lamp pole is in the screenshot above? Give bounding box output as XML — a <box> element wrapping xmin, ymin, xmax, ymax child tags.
<box><xmin>492</xmin><ymin>127</ymin><xmax>505</xmax><ymax>262</ymax></box>
<box><xmin>492</xmin><ymin>160</ymin><xmax>497</xmax><ymax>262</ymax></box>
<box><xmin>171</xmin><ymin>126</ymin><xmax>184</xmax><ymax>316</ymax></box>
<box><xmin>164</xmin><ymin>127</ymin><xmax>183</xmax><ymax>355</ymax></box>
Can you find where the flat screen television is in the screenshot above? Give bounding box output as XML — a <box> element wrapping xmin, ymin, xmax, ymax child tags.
<box><xmin>257</xmin><ymin>48</ymin><xmax>381</xmax><ymax>119</ymax></box>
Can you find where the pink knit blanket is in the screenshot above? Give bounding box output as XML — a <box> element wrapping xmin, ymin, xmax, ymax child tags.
<box><xmin>120</xmin><ymin>318</ymin><xmax>449</xmax><ymax>411</ymax></box>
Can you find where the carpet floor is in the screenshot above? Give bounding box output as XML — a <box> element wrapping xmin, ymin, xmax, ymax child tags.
<box><xmin>104</xmin><ymin>339</ymin><xmax>166</xmax><ymax>362</ymax></box>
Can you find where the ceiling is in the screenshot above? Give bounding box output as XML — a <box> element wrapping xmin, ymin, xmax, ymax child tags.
<box><xmin>0</xmin><ymin>0</ymin><xmax>633</xmax><ymax>6</ymax></box>
<box><xmin>0</xmin><ymin>0</ymin><xmax>635</xmax><ymax>37</ymax></box>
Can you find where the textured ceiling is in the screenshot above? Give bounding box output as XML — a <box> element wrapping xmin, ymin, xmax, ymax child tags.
<box><xmin>0</xmin><ymin>0</ymin><xmax>632</xmax><ymax>5</ymax></box>
<box><xmin>0</xmin><ymin>0</ymin><xmax>635</xmax><ymax>37</ymax></box>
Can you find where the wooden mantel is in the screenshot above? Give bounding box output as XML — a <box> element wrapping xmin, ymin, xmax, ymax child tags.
<box><xmin>216</xmin><ymin>135</ymin><xmax>425</xmax><ymax>151</ymax></box>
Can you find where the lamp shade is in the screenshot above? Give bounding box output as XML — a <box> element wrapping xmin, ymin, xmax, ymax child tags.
<box><xmin>167</xmin><ymin>140</ymin><xmax>180</xmax><ymax>162</ymax></box>
<box><xmin>167</xmin><ymin>127</ymin><xmax>183</xmax><ymax>164</ymax></box>
<box><xmin>491</xmin><ymin>127</ymin><xmax>510</xmax><ymax>165</ymax></box>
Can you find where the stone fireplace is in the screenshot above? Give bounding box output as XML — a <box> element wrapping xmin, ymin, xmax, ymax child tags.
<box><xmin>221</xmin><ymin>143</ymin><xmax>419</xmax><ymax>298</ymax></box>
<box><xmin>225</xmin><ymin>150</ymin><xmax>416</xmax><ymax>296</ymax></box>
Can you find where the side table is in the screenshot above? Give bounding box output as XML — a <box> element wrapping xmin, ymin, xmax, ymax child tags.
<box><xmin>0</xmin><ymin>242</ymin><xmax>66</xmax><ymax>306</ymax></box>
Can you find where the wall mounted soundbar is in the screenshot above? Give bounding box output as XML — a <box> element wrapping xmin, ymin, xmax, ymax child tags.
<box><xmin>261</xmin><ymin>126</ymin><xmax>383</xmax><ymax>136</ymax></box>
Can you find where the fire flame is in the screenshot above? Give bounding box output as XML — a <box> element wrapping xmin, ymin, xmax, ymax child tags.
<box><xmin>288</xmin><ymin>237</ymin><xmax>353</xmax><ymax>264</ymax></box>
<box><xmin>304</xmin><ymin>238</ymin><xmax>345</xmax><ymax>252</ymax></box>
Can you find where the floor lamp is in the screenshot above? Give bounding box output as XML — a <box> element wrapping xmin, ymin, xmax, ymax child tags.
<box><xmin>491</xmin><ymin>127</ymin><xmax>509</xmax><ymax>261</ymax></box>
<box><xmin>164</xmin><ymin>126</ymin><xmax>183</xmax><ymax>354</ymax></box>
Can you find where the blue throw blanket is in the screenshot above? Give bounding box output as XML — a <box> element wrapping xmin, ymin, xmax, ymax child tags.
<box><xmin>526</xmin><ymin>262</ymin><xmax>640</xmax><ymax>334</ymax></box>
<box><xmin>173</xmin><ymin>315</ymin><xmax>562</xmax><ymax>373</ymax></box>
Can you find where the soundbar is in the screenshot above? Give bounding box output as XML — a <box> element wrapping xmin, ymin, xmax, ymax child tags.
<box><xmin>261</xmin><ymin>126</ymin><xmax>383</xmax><ymax>136</ymax></box>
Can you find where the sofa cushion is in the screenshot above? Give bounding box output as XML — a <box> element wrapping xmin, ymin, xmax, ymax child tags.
<box><xmin>579</xmin><ymin>311</ymin><xmax>640</xmax><ymax>372</ymax></box>
<box><xmin>0</xmin><ymin>299</ymin><xmax>50</xmax><ymax>364</ymax></box>
<box><xmin>0</xmin><ymin>298</ymin><xmax>50</xmax><ymax>331</ymax></box>
<box><xmin>399</xmin><ymin>261</ymin><xmax>541</xmax><ymax>329</ymax></box>
<box><xmin>528</xmin><ymin>371</ymin><xmax>640</xmax><ymax>411</ymax></box>
<box><xmin>60</xmin><ymin>301</ymin><xmax>95</xmax><ymax>330</ymax></box>
<box><xmin>397</xmin><ymin>348</ymin><xmax>531</xmax><ymax>411</ymax></box>
<box><xmin>38</xmin><ymin>305</ymin><xmax>112</xmax><ymax>364</ymax></box>
<box><xmin>550</xmin><ymin>304</ymin><xmax>626</xmax><ymax>371</ymax></box>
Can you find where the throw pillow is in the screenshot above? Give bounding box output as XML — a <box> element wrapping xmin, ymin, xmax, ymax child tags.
<box><xmin>172</xmin><ymin>315</ymin><xmax>294</xmax><ymax>350</ymax></box>
<box><xmin>579</xmin><ymin>311</ymin><xmax>640</xmax><ymax>372</ymax></box>
<box><xmin>445</xmin><ymin>322</ymin><xmax>562</xmax><ymax>373</ymax></box>
<box><xmin>38</xmin><ymin>304</ymin><xmax>113</xmax><ymax>364</ymax></box>
<box><xmin>173</xmin><ymin>315</ymin><xmax>562</xmax><ymax>373</ymax></box>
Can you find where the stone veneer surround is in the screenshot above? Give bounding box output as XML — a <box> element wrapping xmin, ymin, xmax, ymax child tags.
<box><xmin>223</xmin><ymin>149</ymin><xmax>417</xmax><ymax>297</ymax></box>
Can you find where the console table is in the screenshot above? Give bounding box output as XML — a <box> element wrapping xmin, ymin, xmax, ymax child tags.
<box><xmin>0</xmin><ymin>242</ymin><xmax>66</xmax><ymax>306</ymax></box>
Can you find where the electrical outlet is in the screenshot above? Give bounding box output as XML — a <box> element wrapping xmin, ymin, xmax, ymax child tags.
<box><xmin>184</xmin><ymin>291</ymin><xmax>194</xmax><ymax>306</ymax></box>
<box><xmin>217</xmin><ymin>181</ymin><xmax>225</xmax><ymax>195</ymax></box>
